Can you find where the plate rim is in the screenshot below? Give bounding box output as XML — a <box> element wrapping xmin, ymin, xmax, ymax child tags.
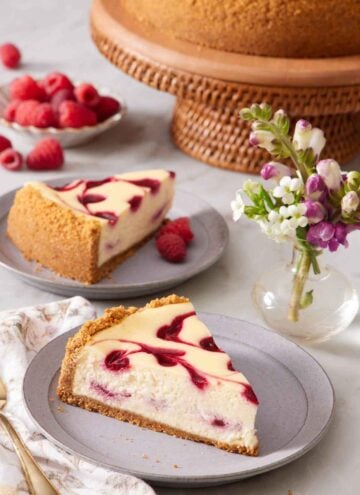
<box><xmin>23</xmin><ymin>313</ymin><xmax>335</xmax><ymax>487</ymax></box>
<box><xmin>0</xmin><ymin>177</ymin><xmax>229</xmax><ymax>296</ymax></box>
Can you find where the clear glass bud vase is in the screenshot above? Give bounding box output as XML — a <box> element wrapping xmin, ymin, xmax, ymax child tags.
<box><xmin>252</xmin><ymin>246</ymin><xmax>359</xmax><ymax>344</ymax></box>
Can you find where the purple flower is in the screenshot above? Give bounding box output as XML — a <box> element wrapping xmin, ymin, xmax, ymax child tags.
<box><xmin>303</xmin><ymin>200</ymin><xmax>326</xmax><ymax>224</ymax></box>
<box><xmin>305</xmin><ymin>174</ymin><xmax>326</xmax><ymax>201</ymax></box>
<box><xmin>307</xmin><ymin>221</ymin><xmax>349</xmax><ymax>252</ymax></box>
<box><xmin>260</xmin><ymin>161</ymin><xmax>291</xmax><ymax>181</ymax></box>
<box><xmin>249</xmin><ymin>130</ymin><xmax>276</xmax><ymax>153</ymax></box>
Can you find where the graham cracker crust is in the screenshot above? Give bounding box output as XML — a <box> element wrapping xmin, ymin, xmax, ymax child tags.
<box><xmin>7</xmin><ymin>185</ymin><xmax>163</xmax><ymax>284</ymax></box>
<box><xmin>57</xmin><ymin>295</ymin><xmax>259</xmax><ymax>457</ymax></box>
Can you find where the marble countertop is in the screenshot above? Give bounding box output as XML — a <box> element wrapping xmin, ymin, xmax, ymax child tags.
<box><xmin>1</xmin><ymin>1</ymin><xmax>359</xmax><ymax>494</ymax></box>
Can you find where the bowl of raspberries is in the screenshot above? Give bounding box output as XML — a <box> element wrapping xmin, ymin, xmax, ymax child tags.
<box><xmin>0</xmin><ymin>72</ymin><xmax>125</xmax><ymax>147</ymax></box>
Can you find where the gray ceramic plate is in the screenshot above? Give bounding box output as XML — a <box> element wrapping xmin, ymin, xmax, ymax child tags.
<box><xmin>0</xmin><ymin>178</ymin><xmax>228</xmax><ymax>299</ymax></box>
<box><xmin>23</xmin><ymin>314</ymin><xmax>334</xmax><ymax>488</ymax></box>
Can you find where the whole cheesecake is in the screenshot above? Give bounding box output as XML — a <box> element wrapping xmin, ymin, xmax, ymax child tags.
<box><xmin>123</xmin><ymin>0</ymin><xmax>360</xmax><ymax>58</ymax></box>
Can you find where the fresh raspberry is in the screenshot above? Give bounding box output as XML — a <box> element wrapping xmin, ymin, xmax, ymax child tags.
<box><xmin>42</xmin><ymin>72</ymin><xmax>74</xmax><ymax>97</ymax></box>
<box><xmin>10</xmin><ymin>75</ymin><xmax>43</xmax><ymax>101</ymax></box>
<box><xmin>157</xmin><ymin>217</ymin><xmax>194</xmax><ymax>245</ymax></box>
<box><xmin>31</xmin><ymin>103</ymin><xmax>57</xmax><ymax>128</ymax></box>
<box><xmin>58</xmin><ymin>101</ymin><xmax>97</xmax><ymax>128</ymax></box>
<box><xmin>26</xmin><ymin>138</ymin><xmax>64</xmax><ymax>170</ymax></box>
<box><xmin>0</xmin><ymin>149</ymin><xmax>23</xmax><ymax>171</ymax></box>
<box><xmin>51</xmin><ymin>88</ymin><xmax>75</xmax><ymax>112</ymax></box>
<box><xmin>74</xmin><ymin>83</ymin><xmax>100</xmax><ymax>107</ymax></box>
<box><xmin>15</xmin><ymin>100</ymin><xmax>40</xmax><ymax>126</ymax></box>
<box><xmin>95</xmin><ymin>96</ymin><xmax>120</xmax><ymax>122</ymax></box>
<box><xmin>156</xmin><ymin>233</ymin><xmax>187</xmax><ymax>263</ymax></box>
<box><xmin>4</xmin><ymin>100</ymin><xmax>21</xmax><ymax>122</ymax></box>
<box><xmin>0</xmin><ymin>43</ymin><xmax>21</xmax><ymax>69</ymax></box>
<box><xmin>0</xmin><ymin>135</ymin><xmax>12</xmax><ymax>153</ymax></box>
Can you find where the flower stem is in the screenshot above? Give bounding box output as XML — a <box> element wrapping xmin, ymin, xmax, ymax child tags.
<box><xmin>288</xmin><ymin>249</ymin><xmax>312</xmax><ymax>322</ymax></box>
<box><xmin>268</xmin><ymin>123</ymin><xmax>309</xmax><ymax>182</ymax></box>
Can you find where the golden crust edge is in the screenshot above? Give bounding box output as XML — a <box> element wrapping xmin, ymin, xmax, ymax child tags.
<box><xmin>7</xmin><ymin>184</ymin><xmax>168</xmax><ymax>284</ymax></box>
<box><xmin>58</xmin><ymin>393</ymin><xmax>258</xmax><ymax>456</ymax></box>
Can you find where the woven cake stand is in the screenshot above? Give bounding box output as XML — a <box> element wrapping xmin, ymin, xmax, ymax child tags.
<box><xmin>91</xmin><ymin>0</ymin><xmax>360</xmax><ymax>173</ymax></box>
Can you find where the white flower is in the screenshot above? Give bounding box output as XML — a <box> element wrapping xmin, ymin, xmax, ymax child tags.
<box><xmin>231</xmin><ymin>190</ymin><xmax>245</xmax><ymax>221</ymax></box>
<box><xmin>293</xmin><ymin>119</ymin><xmax>326</xmax><ymax>157</ymax></box>
<box><xmin>273</xmin><ymin>176</ymin><xmax>303</xmax><ymax>205</ymax></box>
<box><xmin>316</xmin><ymin>159</ymin><xmax>342</xmax><ymax>191</ymax></box>
<box><xmin>261</xmin><ymin>201</ymin><xmax>308</xmax><ymax>243</ymax></box>
<box><xmin>341</xmin><ymin>191</ymin><xmax>359</xmax><ymax>214</ymax></box>
<box><xmin>308</xmin><ymin>128</ymin><xmax>326</xmax><ymax>157</ymax></box>
<box><xmin>268</xmin><ymin>210</ymin><xmax>281</xmax><ymax>223</ymax></box>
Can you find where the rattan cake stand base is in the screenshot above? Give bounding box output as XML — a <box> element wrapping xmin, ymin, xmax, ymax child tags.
<box><xmin>91</xmin><ymin>0</ymin><xmax>360</xmax><ymax>173</ymax></box>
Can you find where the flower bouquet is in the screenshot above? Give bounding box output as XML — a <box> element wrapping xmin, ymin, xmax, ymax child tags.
<box><xmin>231</xmin><ymin>104</ymin><xmax>359</xmax><ymax>342</ymax></box>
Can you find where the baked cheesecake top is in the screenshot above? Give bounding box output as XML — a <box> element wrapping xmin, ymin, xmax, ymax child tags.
<box><xmin>81</xmin><ymin>299</ymin><xmax>259</xmax><ymax>406</ymax></box>
<box><xmin>27</xmin><ymin>169</ymin><xmax>175</xmax><ymax>225</ymax></box>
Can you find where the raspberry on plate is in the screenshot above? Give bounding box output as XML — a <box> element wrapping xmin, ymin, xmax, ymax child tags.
<box><xmin>51</xmin><ymin>88</ymin><xmax>75</xmax><ymax>112</ymax></box>
<box><xmin>42</xmin><ymin>72</ymin><xmax>74</xmax><ymax>97</ymax></box>
<box><xmin>74</xmin><ymin>83</ymin><xmax>100</xmax><ymax>107</ymax></box>
<box><xmin>4</xmin><ymin>100</ymin><xmax>21</xmax><ymax>122</ymax></box>
<box><xmin>95</xmin><ymin>96</ymin><xmax>120</xmax><ymax>122</ymax></box>
<box><xmin>156</xmin><ymin>233</ymin><xmax>187</xmax><ymax>263</ymax></box>
<box><xmin>26</xmin><ymin>138</ymin><xmax>64</xmax><ymax>170</ymax></box>
<box><xmin>0</xmin><ymin>149</ymin><xmax>23</xmax><ymax>171</ymax></box>
<box><xmin>0</xmin><ymin>43</ymin><xmax>21</xmax><ymax>69</ymax></box>
<box><xmin>0</xmin><ymin>135</ymin><xmax>12</xmax><ymax>153</ymax></box>
<box><xmin>32</xmin><ymin>103</ymin><xmax>58</xmax><ymax>128</ymax></box>
<box><xmin>15</xmin><ymin>100</ymin><xmax>40</xmax><ymax>126</ymax></box>
<box><xmin>58</xmin><ymin>101</ymin><xmax>97</xmax><ymax>128</ymax></box>
<box><xmin>10</xmin><ymin>75</ymin><xmax>44</xmax><ymax>101</ymax></box>
<box><xmin>157</xmin><ymin>217</ymin><xmax>194</xmax><ymax>245</ymax></box>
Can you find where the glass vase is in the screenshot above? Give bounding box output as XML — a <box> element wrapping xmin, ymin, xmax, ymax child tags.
<box><xmin>252</xmin><ymin>246</ymin><xmax>359</xmax><ymax>344</ymax></box>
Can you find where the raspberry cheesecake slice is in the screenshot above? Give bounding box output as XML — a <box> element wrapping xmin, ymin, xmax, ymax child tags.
<box><xmin>57</xmin><ymin>295</ymin><xmax>259</xmax><ymax>455</ymax></box>
<box><xmin>7</xmin><ymin>169</ymin><xmax>175</xmax><ymax>283</ymax></box>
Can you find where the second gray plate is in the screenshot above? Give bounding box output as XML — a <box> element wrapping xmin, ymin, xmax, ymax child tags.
<box><xmin>23</xmin><ymin>314</ymin><xmax>334</xmax><ymax>487</ymax></box>
<box><xmin>0</xmin><ymin>180</ymin><xmax>228</xmax><ymax>299</ymax></box>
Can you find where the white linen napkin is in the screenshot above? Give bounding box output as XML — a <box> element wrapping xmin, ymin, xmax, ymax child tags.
<box><xmin>0</xmin><ymin>296</ymin><xmax>155</xmax><ymax>495</ymax></box>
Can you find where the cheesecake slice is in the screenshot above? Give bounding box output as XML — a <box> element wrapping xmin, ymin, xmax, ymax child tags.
<box><xmin>57</xmin><ymin>295</ymin><xmax>259</xmax><ymax>455</ymax></box>
<box><xmin>7</xmin><ymin>169</ymin><xmax>175</xmax><ymax>283</ymax></box>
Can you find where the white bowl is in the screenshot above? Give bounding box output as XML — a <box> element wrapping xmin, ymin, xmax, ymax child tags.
<box><xmin>0</xmin><ymin>82</ymin><xmax>126</xmax><ymax>148</ymax></box>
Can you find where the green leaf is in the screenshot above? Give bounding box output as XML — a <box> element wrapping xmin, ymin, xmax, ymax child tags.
<box><xmin>260</xmin><ymin>103</ymin><xmax>272</xmax><ymax>121</ymax></box>
<box><xmin>300</xmin><ymin>290</ymin><xmax>313</xmax><ymax>309</ymax></box>
<box><xmin>239</xmin><ymin>108</ymin><xmax>253</xmax><ymax>121</ymax></box>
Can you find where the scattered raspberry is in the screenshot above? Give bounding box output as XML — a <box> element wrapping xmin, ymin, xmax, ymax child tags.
<box><xmin>51</xmin><ymin>88</ymin><xmax>75</xmax><ymax>112</ymax></box>
<box><xmin>0</xmin><ymin>149</ymin><xmax>23</xmax><ymax>171</ymax></box>
<box><xmin>95</xmin><ymin>96</ymin><xmax>120</xmax><ymax>122</ymax></box>
<box><xmin>156</xmin><ymin>233</ymin><xmax>186</xmax><ymax>263</ymax></box>
<box><xmin>0</xmin><ymin>135</ymin><xmax>12</xmax><ymax>153</ymax></box>
<box><xmin>74</xmin><ymin>83</ymin><xmax>100</xmax><ymax>107</ymax></box>
<box><xmin>26</xmin><ymin>138</ymin><xmax>64</xmax><ymax>170</ymax></box>
<box><xmin>31</xmin><ymin>103</ymin><xmax>57</xmax><ymax>128</ymax></box>
<box><xmin>10</xmin><ymin>75</ymin><xmax>43</xmax><ymax>101</ymax></box>
<box><xmin>15</xmin><ymin>100</ymin><xmax>39</xmax><ymax>126</ymax></box>
<box><xmin>4</xmin><ymin>100</ymin><xmax>21</xmax><ymax>122</ymax></box>
<box><xmin>0</xmin><ymin>43</ymin><xmax>21</xmax><ymax>69</ymax></box>
<box><xmin>58</xmin><ymin>100</ymin><xmax>97</xmax><ymax>128</ymax></box>
<box><xmin>157</xmin><ymin>217</ymin><xmax>194</xmax><ymax>245</ymax></box>
<box><xmin>42</xmin><ymin>72</ymin><xmax>74</xmax><ymax>97</ymax></box>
